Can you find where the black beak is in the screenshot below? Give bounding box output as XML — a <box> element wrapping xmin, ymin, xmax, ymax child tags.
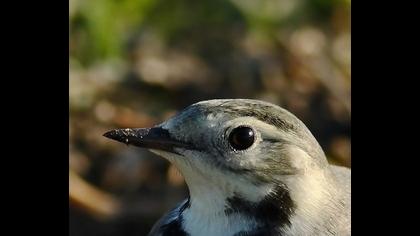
<box><xmin>103</xmin><ymin>127</ymin><xmax>191</xmax><ymax>154</ymax></box>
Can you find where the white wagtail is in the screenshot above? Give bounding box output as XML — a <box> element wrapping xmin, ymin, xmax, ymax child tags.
<box><xmin>104</xmin><ymin>99</ymin><xmax>351</xmax><ymax>236</ymax></box>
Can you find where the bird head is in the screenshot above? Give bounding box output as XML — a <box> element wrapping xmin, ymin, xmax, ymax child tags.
<box><xmin>104</xmin><ymin>99</ymin><xmax>338</xmax><ymax>228</ymax></box>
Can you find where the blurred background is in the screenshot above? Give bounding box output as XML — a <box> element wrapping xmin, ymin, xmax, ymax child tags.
<box><xmin>69</xmin><ymin>0</ymin><xmax>350</xmax><ymax>235</ymax></box>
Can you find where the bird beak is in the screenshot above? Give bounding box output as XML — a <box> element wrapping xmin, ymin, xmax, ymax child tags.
<box><xmin>103</xmin><ymin>127</ymin><xmax>191</xmax><ymax>154</ymax></box>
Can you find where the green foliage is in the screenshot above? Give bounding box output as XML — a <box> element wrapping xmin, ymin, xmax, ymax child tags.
<box><xmin>70</xmin><ymin>0</ymin><xmax>154</xmax><ymax>65</ymax></box>
<box><xmin>70</xmin><ymin>0</ymin><xmax>349</xmax><ymax>66</ymax></box>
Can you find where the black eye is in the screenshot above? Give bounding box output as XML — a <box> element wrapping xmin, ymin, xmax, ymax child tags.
<box><xmin>228</xmin><ymin>126</ymin><xmax>255</xmax><ymax>151</ymax></box>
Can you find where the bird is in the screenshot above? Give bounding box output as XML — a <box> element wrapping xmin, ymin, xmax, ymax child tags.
<box><xmin>103</xmin><ymin>99</ymin><xmax>351</xmax><ymax>236</ymax></box>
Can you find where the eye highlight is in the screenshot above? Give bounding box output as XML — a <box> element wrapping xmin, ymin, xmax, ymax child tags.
<box><xmin>228</xmin><ymin>126</ymin><xmax>255</xmax><ymax>151</ymax></box>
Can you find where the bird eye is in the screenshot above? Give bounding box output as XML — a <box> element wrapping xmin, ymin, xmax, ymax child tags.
<box><xmin>228</xmin><ymin>126</ymin><xmax>255</xmax><ymax>151</ymax></box>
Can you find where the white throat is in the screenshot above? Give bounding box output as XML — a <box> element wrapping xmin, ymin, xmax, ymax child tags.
<box><xmin>180</xmin><ymin>172</ymin><xmax>269</xmax><ymax>236</ymax></box>
<box><xmin>151</xmin><ymin>149</ymin><xmax>275</xmax><ymax>236</ymax></box>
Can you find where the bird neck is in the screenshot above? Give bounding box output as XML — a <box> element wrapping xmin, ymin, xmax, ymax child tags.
<box><xmin>280</xmin><ymin>168</ymin><xmax>347</xmax><ymax>235</ymax></box>
<box><xmin>181</xmin><ymin>166</ymin><xmax>275</xmax><ymax>216</ymax></box>
<box><xmin>179</xmin><ymin>170</ymin><xmax>295</xmax><ymax>235</ymax></box>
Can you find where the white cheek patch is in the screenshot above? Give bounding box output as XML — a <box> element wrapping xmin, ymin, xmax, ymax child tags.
<box><xmin>286</xmin><ymin>147</ymin><xmax>314</xmax><ymax>172</ymax></box>
<box><xmin>279</xmin><ymin>148</ymin><xmax>339</xmax><ymax>235</ymax></box>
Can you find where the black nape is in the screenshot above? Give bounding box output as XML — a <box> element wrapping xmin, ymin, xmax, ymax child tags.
<box><xmin>224</xmin><ymin>184</ymin><xmax>295</xmax><ymax>233</ymax></box>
